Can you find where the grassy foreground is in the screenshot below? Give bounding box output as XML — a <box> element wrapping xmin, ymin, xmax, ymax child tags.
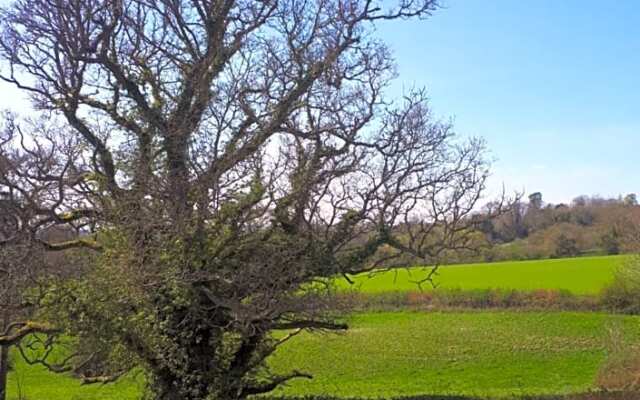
<box><xmin>338</xmin><ymin>255</ymin><xmax>629</xmax><ymax>295</ymax></box>
<box><xmin>269</xmin><ymin>311</ymin><xmax>640</xmax><ymax>397</ymax></box>
<box><xmin>8</xmin><ymin>359</ymin><xmax>142</xmax><ymax>400</ymax></box>
<box><xmin>9</xmin><ymin>310</ymin><xmax>640</xmax><ymax>399</ymax></box>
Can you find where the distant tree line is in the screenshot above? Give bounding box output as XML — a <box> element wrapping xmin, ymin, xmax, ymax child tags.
<box><xmin>346</xmin><ymin>191</ymin><xmax>640</xmax><ymax>269</ymax></box>
<box><xmin>461</xmin><ymin>192</ymin><xmax>640</xmax><ymax>263</ymax></box>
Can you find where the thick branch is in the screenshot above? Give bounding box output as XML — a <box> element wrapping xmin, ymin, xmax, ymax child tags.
<box><xmin>0</xmin><ymin>321</ymin><xmax>59</xmax><ymax>346</ymax></box>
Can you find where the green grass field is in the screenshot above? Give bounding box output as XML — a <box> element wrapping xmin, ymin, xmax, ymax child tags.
<box><xmin>270</xmin><ymin>311</ymin><xmax>640</xmax><ymax>397</ymax></box>
<box><xmin>337</xmin><ymin>255</ymin><xmax>630</xmax><ymax>295</ymax></box>
<box><xmin>8</xmin><ymin>311</ymin><xmax>640</xmax><ymax>399</ymax></box>
<box><xmin>8</xmin><ymin>357</ymin><xmax>143</xmax><ymax>400</ymax></box>
<box><xmin>7</xmin><ymin>255</ymin><xmax>635</xmax><ymax>399</ymax></box>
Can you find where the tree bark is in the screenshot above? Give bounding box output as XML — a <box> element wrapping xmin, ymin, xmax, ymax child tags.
<box><xmin>147</xmin><ymin>299</ymin><xmax>221</xmax><ymax>400</ymax></box>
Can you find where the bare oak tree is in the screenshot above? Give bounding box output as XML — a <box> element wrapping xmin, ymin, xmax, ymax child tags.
<box><xmin>0</xmin><ymin>1</ymin><xmax>491</xmax><ymax>399</ymax></box>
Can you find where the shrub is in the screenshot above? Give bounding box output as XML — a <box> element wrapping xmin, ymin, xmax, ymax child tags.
<box><xmin>554</xmin><ymin>234</ymin><xmax>580</xmax><ymax>258</ymax></box>
<box><xmin>601</xmin><ymin>256</ymin><xmax>640</xmax><ymax>314</ymax></box>
<box><xmin>595</xmin><ymin>322</ymin><xmax>640</xmax><ymax>391</ymax></box>
<box><xmin>600</xmin><ymin>230</ymin><xmax>621</xmax><ymax>255</ymax></box>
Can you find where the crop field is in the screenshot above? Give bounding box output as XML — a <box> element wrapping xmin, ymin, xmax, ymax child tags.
<box><xmin>6</xmin><ymin>255</ymin><xmax>636</xmax><ymax>400</ymax></box>
<box><xmin>337</xmin><ymin>255</ymin><xmax>630</xmax><ymax>295</ymax></box>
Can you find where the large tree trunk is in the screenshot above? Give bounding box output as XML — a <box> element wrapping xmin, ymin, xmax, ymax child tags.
<box><xmin>150</xmin><ymin>359</ymin><xmax>211</xmax><ymax>400</ymax></box>
<box><xmin>147</xmin><ymin>296</ymin><xmax>226</xmax><ymax>400</ymax></box>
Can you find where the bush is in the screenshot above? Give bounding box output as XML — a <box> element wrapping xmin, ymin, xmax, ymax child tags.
<box><xmin>601</xmin><ymin>256</ymin><xmax>640</xmax><ymax>314</ymax></box>
<box><xmin>554</xmin><ymin>234</ymin><xmax>580</xmax><ymax>258</ymax></box>
<box><xmin>600</xmin><ymin>230</ymin><xmax>621</xmax><ymax>255</ymax></box>
<box><xmin>595</xmin><ymin>322</ymin><xmax>640</xmax><ymax>391</ymax></box>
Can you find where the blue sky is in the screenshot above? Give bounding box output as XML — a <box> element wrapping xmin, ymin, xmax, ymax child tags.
<box><xmin>377</xmin><ymin>0</ymin><xmax>640</xmax><ymax>204</ymax></box>
<box><xmin>1</xmin><ymin>0</ymin><xmax>638</xmax><ymax>204</ymax></box>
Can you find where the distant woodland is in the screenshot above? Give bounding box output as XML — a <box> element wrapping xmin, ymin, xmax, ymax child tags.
<box><xmin>451</xmin><ymin>192</ymin><xmax>640</xmax><ymax>264</ymax></box>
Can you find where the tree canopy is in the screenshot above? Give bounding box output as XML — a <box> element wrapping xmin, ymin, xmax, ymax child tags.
<box><xmin>0</xmin><ymin>1</ymin><xmax>490</xmax><ymax>399</ymax></box>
